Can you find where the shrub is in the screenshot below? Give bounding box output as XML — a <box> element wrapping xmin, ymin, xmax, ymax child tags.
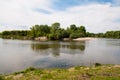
<box><xmin>95</xmin><ymin>63</ymin><xmax>101</xmax><ymax>66</ymax></box>
<box><xmin>25</xmin><ymin>67</ymin><xmax>36</xmax><ymax>72</ymax></box>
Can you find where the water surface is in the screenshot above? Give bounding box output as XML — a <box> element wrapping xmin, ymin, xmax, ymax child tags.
<box><xmin>0</xmin><ymin>38</ymin><xmax>120</xmax><ymax>74</ymax></box>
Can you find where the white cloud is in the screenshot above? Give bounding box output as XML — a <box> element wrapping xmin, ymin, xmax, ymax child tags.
<box><xmin>0</xmin><ymin>0</ymin><xmax>53</xmax><ymax>31</ymax></box>
<box><xmin>0</xmin><ymin>0</ymin><xmax>120</xmax><ymax>33</ymax></box>
<box><xmin>48</xmin><ymin>3</ymin><xmax>120</xmax><ymax>32</ymax></box>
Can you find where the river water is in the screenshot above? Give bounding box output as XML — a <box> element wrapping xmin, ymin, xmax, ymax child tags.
<box><xmin>0</xmin><ymin>38</ymin><xmax>120</xmax><ymax>74</ymax></box>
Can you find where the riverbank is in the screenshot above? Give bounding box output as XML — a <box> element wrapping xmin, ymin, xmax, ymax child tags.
<box><xmin>1</xmin><ymin>64</ymin><xmax>120</xmax><ymax>80</ymax></box>
<box><xmin>34</xmin><ymin>37</ymin><xmax>97</xmax><ymax>41</ymax></box>
<box><xmin>1</xmin><ymin>37</ymin><xmax>97</xmax><ymax>41</ymax></box>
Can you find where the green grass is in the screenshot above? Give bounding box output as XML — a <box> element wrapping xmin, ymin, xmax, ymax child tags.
<box><xmin>1</xmin><ymin>65</ymin><xmax>120</xmax><ymax>80</ymax></box>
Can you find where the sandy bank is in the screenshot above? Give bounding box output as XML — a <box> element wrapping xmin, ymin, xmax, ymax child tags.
<box><xmin>73</xmin><ymin>37</ymin><xmax>97</xmax><ymax>41</ymax></box>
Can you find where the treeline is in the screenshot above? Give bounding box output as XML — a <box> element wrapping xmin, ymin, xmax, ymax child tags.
<box><xmin>0</xmin><ymin>30</ymin><xmax>31</xmax><ymax>39</ymax></box>
<box><xmin>86</xmin><ymin>31</ymin><xmax>120</xmax><ymax>39</ymax></box>
<box><xmin>30</xmin><ymin>23</ymin><xmax>86</xmax><ymax>40</ymax></box>
<box><xmin>0</xmin><ymin>22</ymin><xmax>86</xmax><ymax>40</ymax></box>
<box><xmin>96</xmin><ymin>31</ymin><xmax>120</xmax><ymax>38</ymax></box>
<box><xmin>0</xmin><ymin>22</ymin><xmax>120</xmax><ymax>40</ymax></box>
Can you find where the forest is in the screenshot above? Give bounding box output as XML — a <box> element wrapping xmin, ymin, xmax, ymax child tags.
<box><xmin>0</xmin><ymin>22</ymin><xmax>120</xmax><ymax>40</ymax></box>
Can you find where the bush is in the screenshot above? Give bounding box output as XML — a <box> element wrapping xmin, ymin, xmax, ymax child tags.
<box><xmin>25</xmin><ymin>67</ymin><xmax>36</xmax><ymax>72</ymax></box>
<box><xmin>95</xmin><ymin>63</ymin><xmax>101</xmax><ymax>66</ymax></box>
<box><xmin>0</xmin><ymin>76</ymin><xmax>4</xmax><ymax>80</ymax></box>
<box><xmin>70</xmin><ymin>33</ymin><xmax>85</xmax><ymax>38</ymax></box>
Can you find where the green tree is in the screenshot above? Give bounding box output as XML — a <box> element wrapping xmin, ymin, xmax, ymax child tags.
<box><xmin>1</xmin><ymin>30</ymin><xmax>30</xmax><ymax>39</ymax></box>
<box><xmin>70</xmin><ymin>24</ymin><xmax>77</xmax><ymax>32</ymax></box>
<box><xmin>70</xmin><ymin>33</ymin><xmax>82</xmax><ymax>38</ymax></box>
<box><xmin>96</xmin><ymin>33</ymin><xmax>105</xmax><ymax>37</ymax></box>
<box><xmin>0</xmin><ymin>33</ymin><xmax>1</xmax><ymax>37</ymax></box>
<box><xmin>2</xmin><ymin>31</ymin><xmax>10</xmax><ymax>35</ymax></box>
<box><xmin>86</xmin><ymin>32</ymin><xmax>95</xmax><ymax>37</ymax></box>
<box><xmin>67</xmin><ymin>25</ymin><xmax>87</xmax><ymax>38</ymax></box>
<box><xmin>51</xmin><ymin>22</ymin><xmax>60</xmax><ymax>33</ymax></box>
<box><xmin>49</xmin><ymin>22</ymin><xmax>61</xmax><ymax>40</ymax></box>
<box><xmin>105</xmin><ymin>31</ymin><xmax>120</xmax><ymax>39</ymax></box>
<box><xmin>30</xmin><ymin>24</ymin><xmax>50</xmax><ymax>38</ymax></box>
<box><xmin>30</xmin><ymin>25</ymin><xmax>37</xmax><ymax>37</ymax></box>
<box><xmin>55</xmin><ymin>28</ymin><xmax>69</xmax><ymax>40</ymax></box>
<box><xmin>77</xmin><ymin>26</ymin><xmax>86</xmax><ymax>37</ymax></box>
<box><xmin>105</xmin><ymin>31</ymin><xmax>114</xmax><ymax>38</ymax></box>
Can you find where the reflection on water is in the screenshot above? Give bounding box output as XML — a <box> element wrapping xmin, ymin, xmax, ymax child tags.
<box><xmin>106</xmin><ymin>39</ymin><xmax>120</xmax><ymax>47</ymax></box>
<box><xmin>0</xmin><ymin>39</ymin><xmax>120</xmax><ymax>74</ymax></box>
<box><xmin>31</xmin><ymin>41</ymin><xmax>86</xmax><ymax>56</ymax></box>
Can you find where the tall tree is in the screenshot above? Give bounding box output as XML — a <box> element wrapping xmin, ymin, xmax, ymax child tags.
<box><xmin>51</xmin><ymin>22</ymin><xmax>60</xmax><ymax>34</ymax></box>
<box><xmin>49</xmin><ymin>22</ymin><xmax>61</xmax><ymax>40</ymax></box>
<box><xmin>77</xmin><ymin>26</ymin><xmax>86</xmax><ymax>37</ymax></box>
<box><xmin>30</xmin><ymin>24</ymin><xmax>50</xmax><ymax>37</ymax></box>
<box><xmin>70</xmin><ymin>24</ymin><xmax>77</xmax><ymax>32</ymax></box>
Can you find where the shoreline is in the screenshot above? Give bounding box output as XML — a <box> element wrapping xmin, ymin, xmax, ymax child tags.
<box><xmin>72</xmin><ymin>37</ymin><xmax>97</xmax><ymax>41</ymax></box>
<box><xmin>1</xmin><ymin>64</ymin><xmax>120</xmax><ymax>80</ymax></box>
<box><xmin>0</xmin><ymin>37</ymin><xmax>98</xmax><ymax>42</ymax></box>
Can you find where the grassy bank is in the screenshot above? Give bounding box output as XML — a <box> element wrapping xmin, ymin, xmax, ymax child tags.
<box><xmin>1</xmin><ymin>64</ymin><xmax>120</xmax><ymax>80</ymax></box>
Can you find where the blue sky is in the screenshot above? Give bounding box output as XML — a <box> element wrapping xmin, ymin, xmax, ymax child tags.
<box><xmin>51</xmin><ymin>0</ymin><xmax>113</xmax><ymax>10</ymax></box>
<box><xmin>35</xmin><ymin>0</ymin><xmax>115</xmax><ymax>12</ymax></box>
<box><xmin>0</xmin><ymin>0</ymin><xmax>120</xmax><ymax>32</ymax></box>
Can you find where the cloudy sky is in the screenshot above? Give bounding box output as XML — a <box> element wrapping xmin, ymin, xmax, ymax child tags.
<box><xmin>0</xmin><ymin>0</ymin><xmax>120</xmax><ymax>33</ymax></box>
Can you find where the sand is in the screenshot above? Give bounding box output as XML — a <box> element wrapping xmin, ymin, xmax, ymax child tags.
<box><xmin>73</xmin><ymin>37</ymin><xmax>97</xmax><ymax>41</ymax></box>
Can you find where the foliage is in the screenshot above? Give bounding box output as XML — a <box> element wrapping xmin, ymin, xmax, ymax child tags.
<box><xmin>77</xmin><ymin>26</ymin><xmax>86</xmax><ymax>36</ymax></box>
<box><xmin>105</xmin><ymin>31</ymin><xmax>120</xmax><ymax>38</ymax></box>
<box><xmin>67</xmin><ymin>25</ymin><xmax>86</xmax><ymax>38</ymax></box>
<box><xmin>95</xmin><ymin>63</ymin><xmax>102</xmax><ymax>66</ymax></box>
<box><xmin>86</xmin><ymin>32</ymin><xmax>95</xmax><ymax>37</ymax></box>
<box><xmin>1</xmin><ymin>30</ymin><xmax>31</xmax><ymax>39</ymax></box>
<box><xmin>1</xmin><ymin>22</ymin><xmax>120</xmax><ymax>40</ymax></box>
<box><xmin>96</xmin><ymin>33</ymin><xmax>105</xmax><ymax>38</ymax></box>
<box><xmin>30</xmin><ymin>24</ymin><xmax>50</xmax><ymax>37</ymax></box>
<box><xmin>0</xmin><ymin>33</ymin><xmax>2</xmax><ymax>37</ymax></box>
<box><xmin>24</xmin><ymin>67</ymin><xmax>36</xmax><ymax>72</ymax></box>
<box><xmin>70</xmin><ymin>32</ymin><xmax>82</xmax><ymax>38</ymax></box>
<box><xmin>96</xmin><ymin>30</ymin><xmax>120</xmax><ymax>39</ymax></box>
<box><xmin>0</xmin><ymin>76</ymin><xmax>4</xmax><ymax>80</ymax></box>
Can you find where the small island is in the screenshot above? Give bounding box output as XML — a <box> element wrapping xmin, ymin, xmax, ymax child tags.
<box><xmin>0</xmin><ymin>22</ymin><xmax>120</xmax><ymax>41</ymax></box>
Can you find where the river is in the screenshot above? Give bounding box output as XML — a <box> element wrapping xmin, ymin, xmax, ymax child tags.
<box><xmin>0</xmin><ymin>38</ymin><xmax>120</xmax><ymax>74</ymax></box>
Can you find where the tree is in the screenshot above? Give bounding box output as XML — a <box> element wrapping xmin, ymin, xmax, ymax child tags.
<box><xmin>77</xmin><ymin>26</ymin><xmax>86</xmax><ymax>37</ymax></box>
<box><xmin>114</xmin><ymin>31</ymin><xmax>120</xmax><ymax>38</ymax></box>
<box><xmin>51</xmin><ymin>22</ymin><xmax>60</xmax><ymax>33</ymax></box>
<box><xmin>55</xmin><ymin>28</ymin><xmax>69</xmax><ymax>40</ymax></box>
<box><xmin>49</xmin><ymin>22</ymin><xmax>61</xmax><ymax>40</ymax></box>
<box><xmin>0</xmin><ymin>33</ymin><xmax>1</xmax><ymax>37</ymax></box>
<box><xmin>1</xmin><ymin>30</ymin><xmax>30</xmax><ymax>39</ymax></box>
<box><xmin>96</xmin><ymin>33</ymin><xmax>105</xmax><ymax>37</ymax></box>
<box><xmin>70</xmin><ymin>33</ymin><xmax>81</xmax><ymax>38</ymax></box>
<box><xmin>70</xmin><ymin>24</ymin><xmax>77</xmax><ymax>32</ymax></box>
<box><xmin>30</xmin><ymin>24</ymin><xmax>50</xmax><ymax>37</ymax></box>
<box><xmin>86</xmin><ymin>32</ymin><xmax>95</xmax><ymax>37</ymax></box>
<box><xmin>67</xmin><ymin>25</ymin><xmax>87</xmax><ymax>38</ymax></box>
<box><xmin>105</xmin><ymin>31</ymin><xmax>120</xmax><ymax>39</ymax></box>
<box><xmin>30</xmin><ymin>25</ymin><xmax>37</xmax><ymax>37</ymax></box>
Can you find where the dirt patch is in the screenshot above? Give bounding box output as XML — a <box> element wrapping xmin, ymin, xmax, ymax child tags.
<box><xmin>13</xmin><ymin>74</ymin><xmax>23</xmax><ymax>79</ymax></box>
